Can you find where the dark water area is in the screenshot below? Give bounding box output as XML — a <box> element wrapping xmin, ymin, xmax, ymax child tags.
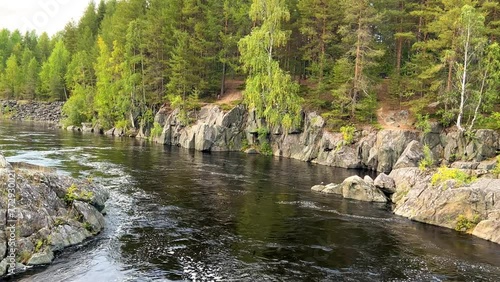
<box><xmin>1</xmin><ymin>120</ymin><xmax>499</xmax><ymax>281</ymax></box>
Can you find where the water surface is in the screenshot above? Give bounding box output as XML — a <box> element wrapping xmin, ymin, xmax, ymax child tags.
<box><xmin>1</xmin><ymin>120</ymin><xmax>499</xmax><ymax>281</ymax></box>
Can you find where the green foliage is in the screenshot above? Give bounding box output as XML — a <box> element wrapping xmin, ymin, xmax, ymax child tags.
<box><xmin>455</xmin><ymin>214</ymin><xmax>480</xmax><ymax>232</ymax></box>
<box><xmin>259</xmin><ymin>142</ymin><xmax>273</xmax><ymax>156</ymax></box>
<box><xmin>64</xmin><ymin>183</ymin><xmax>94</xmax><ymax>205</ymax></box>
<box><xmin>64</xmin><ymin>184</ymin><xmax>79</xmax><ymax>204</ymax></box>
<box><xmin>39</xmin><ymin>40</ymin><xmax>70</xmax><ymax>100</ymax></box>
<box><xmin>419</xmin><ymin>145</ymin><xmax>434</xmax><ymax>171</ymax></box>
<box><xmin>0</xmin><ymin>0</ymin><xmax>499</xmax><ymax>134</ymax></box>
<box><xmin>297</xmin><ymin>0</ymin><xmax>341</xmax><ymax>89</ymax></box>
<box><xmin>321</xmin><ymin>111</ymin><xmax>346</xmax><ymax>131</ymax></box>
<box><xmin>437</xmin><ymin>109</ymin><xmax>456</xmax><ymax>128</ymax></box>
<box><xmin>431</xmin><ymin>166</ymin><xmax>476</xmax><ymax>189</ymax></box>
<box><xmin>256</xmin><ymin>127</ymin><xmax>269</xmax><ymax>140</ymax></box>
<box><xmin>54</xmin><ymin>218</ymin><xmax>66</xmax><ymax>226</ymax></box>
<box><xmin>35</xmin><ymin>239</ymin><xmax>45</xmax><ymax>253</ymax></box>
<box><xmin>355</xmin><ymin>92</ymin><xmax>378</xmax><ymax>124</ymax></box>
<box><xmin>482</xmin><ymin>112</ymin><xmax>500</xmax><ymax>130</ymax></box>
<box><xmin>150</xmin><ymin>122</ymin><xmax>163</xmax><ymax>139</ymax></box>
<box><xmin>1</xmin><ymin>54</ymin><xmax>21</xmax><ymax>98</ymax></box>
<box><xmin>254</xmin><ymin>126</ymin><xmax>272</xmax><ymax>155</ymax></box>
<box><xmin>492</xmin><ymin>156</ymin><xmax>500</xmax><ymax>176</ymax></box>
<box><xmin>19</xmin><ymin>250</ymin><xmax>31</xmax><ymax>264</ymax></box>
<box><xmin>416</xmin><ymin>114</ymin><xmax>431</xmax><ymax>134</ymax></box>
<box><xmin>0</xmin><ymin>105</ymin><xmax>15</xmax><ymax>118</ymax></box>
<box><xmin>83</xmin><ymin>221</ymin><xmax>93</xmax><ymax>232</ymax></box>
<box><xmin>140</xmin><ymin>109</ymin><xmax>154</xmax><ymax>128</ymax></box>
<box><xmin>241</xmin><ymin>138</ymin><xmax>250</xmax><ymax>151</ymax></box>
<box><xmin>115</xmin><ymin>119</ymin><xmax>129</xmax><ymax>130</ymax></box>
<box><xmin>340</xmin><ymin>125</ymin><xmax>355</xmax><ymax>145</ymax></box>
<box><xmin>238</xmin><ymin>0</ymin><xmax>303</xmax><ymax>131</ymax></box>
<box><xmin>62</xmin><ymin>84</ymin><xmax>93</xmax><ymax>126</ymax></box>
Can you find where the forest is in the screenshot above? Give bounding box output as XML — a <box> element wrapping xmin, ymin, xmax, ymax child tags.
<box><xmin>0</xmin><ymin>0</ymin><xmax>499</xmax><ymax>132</ymax></box>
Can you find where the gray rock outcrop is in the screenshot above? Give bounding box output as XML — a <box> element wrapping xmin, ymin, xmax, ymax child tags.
<box><xmin>393</xmin><ymin>140</ymin><xmax>425</xmax><ymax>169</ymax></box>
<box><xmin>374</xmin><ymin>173</ymin><xmax>396</xmax><ymax>194</ymax></box>
<box><xmin>390</xmin><ymin>167</ymin><xmax>500</xmax><ymax>244</ymax></box>
<box><xmin>0</xmin><ymin>154</ymin><xmax>108</xmax><ymax>277</ymax></box>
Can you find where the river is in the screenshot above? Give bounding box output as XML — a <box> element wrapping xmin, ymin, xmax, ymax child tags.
<box><xmin>1</xmin><ymin>120</ymin><xmax>499</xmax><ymax>281</ymax></box>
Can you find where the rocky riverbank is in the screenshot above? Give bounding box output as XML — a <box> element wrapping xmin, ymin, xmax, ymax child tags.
<box><xmin>0</xmin><ymin>100</ymin><xmax>63</xmax><ymax>124</ymax></box>
<box><xmin>147</xmin><ymin>104</ymin><xmax>500</xmax><ymax>173</ymax></box>
<box><xmin>6</xmin><ymin>101</ymin><xmax>499</xmax><ymax>174</ymax></box>
<box><xmin>0</xmin><ymin>153</ymin><xmax>108</xmax><ymax>277</ymax></box>
<box><xmin>148</xmin><ymin>104</ymin><xmax>500</xmax><ymax>244</ymax></box>
<box><xmin>5</xmin><ymin>101</ymin><xmax>500</xmax><ymax>245</ymax></box>
<box><xmin>312</xmin><ymin>159</ymin><xmax>500</xmax><ymax>244</ymax></box>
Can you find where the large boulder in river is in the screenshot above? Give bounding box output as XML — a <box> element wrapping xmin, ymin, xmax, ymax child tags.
<box><xmin>311</xmin><ymin>183</ymin><xmax>342</xmax><ymax>195</ymax></box>
<box><xmin>340</xmin><ymin>176</ymin><xmax>388</xmax><ymax>202</ymax></box>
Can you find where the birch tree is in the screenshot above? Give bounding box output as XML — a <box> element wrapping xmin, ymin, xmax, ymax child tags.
<box><xmin>238</xmin><ymin>0</ymin><xmax>303</xmax><ymax>130</ymax></box>
<box><xmin>456</xmin><ymin>5</ymin><xmax>486</xmax><ymax>132</ymax></box>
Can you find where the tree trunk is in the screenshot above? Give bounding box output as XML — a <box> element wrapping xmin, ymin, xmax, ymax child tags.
<box><xmin>446</xmin><ymin>60</ymin><xmax>453</xmax><ymax>93</ymax></box>
<box><xmin>352</xmin><ymin>21</ymin><xmax>362</xmax><ymax>118</ymax></box>
<box><xmin>457</xmin><ymin>20</ymin><xmax>471</xmax><ymax>132</ymax></box>
<box><xmin>220</xmin><ymin>61</ymin><xmax>226</xmax><ymax>99</ymax></box>
<box><xmin>469</xmin><ymin>68</ymin><xmax>487</xmax><ymax>131</ymax></box>
<box><xmin>396</xmin><ymin>1</ymin><xmax>404</xmax><ymax>74</ymax></box>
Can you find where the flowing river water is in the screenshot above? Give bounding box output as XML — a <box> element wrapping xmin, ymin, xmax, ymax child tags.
<box><xmin>1</xmin><ymin>120</ymin><xmax>500</xmax><ymax>281</ymax></box>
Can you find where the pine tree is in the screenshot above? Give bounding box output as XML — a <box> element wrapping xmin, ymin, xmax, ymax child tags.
<box><xmin>65</xmin><ymin>51</ymin><xmax>95</xmax><ymax>89</ymax></box>
<box><xmin>297</xmin><ymin>0</ymin><xmax>343</xmax><ymax>92</ymax></box>
<box><xmin>482</xmin><ymin>0</ymin><xmax>500</xmax><ymax>41</ymax></box>
<box><xmin>62</xmin><ymin>22</ymin><xmax>79</xmax><ymax>55</ymax></box>
<box><xmin>35</xmin><ymin>32</ymin><xmax>52</xmax><ymax>64</ymax></box>
<box><xmin>20</xmin><ymin>48</ymin><xmax>39</xmax><ymax>99</ymax></box>
<box><xmin>338</xmin><ymin>0</ymin><xmax>384</xmax><ymax>119</ymax></box>
<box><xmin>218</xmin><ymin>0</ymin><xmax>252</xmax><ymax>97</ymax></box>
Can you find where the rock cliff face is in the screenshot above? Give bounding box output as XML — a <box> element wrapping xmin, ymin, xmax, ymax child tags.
<box><xmin>152</xmin><ymin>104</ymin><xmax>500</xmax><ymax>173</ymax></box>
<box><xmin>389</xmin><ymin>167</ymin><xmax>500</xmax><ymax>244</ymax></box>
<box><xmin>0</xmin><ymin>154</ymin><xmax>108</xmax><ymax>277</ymax></box>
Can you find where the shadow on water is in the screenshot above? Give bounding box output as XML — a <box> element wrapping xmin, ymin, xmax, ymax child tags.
<box><xmin>1</xmin><ymin>120</ymin><xmax>499</xmax><ymax>281</ymax></box>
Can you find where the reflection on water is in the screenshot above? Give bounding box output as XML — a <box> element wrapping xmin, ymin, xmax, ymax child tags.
<box><xmin>0</xmin><ymin>120</ymin><xmax>499</xmax><ymax>281</ymax></box>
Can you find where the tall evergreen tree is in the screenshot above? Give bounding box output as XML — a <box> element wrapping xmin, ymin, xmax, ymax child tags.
<box><xmin>338</xmin><ymin>0</ymin><xmax>384</xmax><ymax>118</ymax></box>
<box><xmin>297</xmin><ymin>0</ymin><xmax>342</xmax><ymax>91</ymax></box>
<box><xmin>20</xmin><ymin>48</ymin><xmax>39</xmax><ymax>99</ymax></box>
